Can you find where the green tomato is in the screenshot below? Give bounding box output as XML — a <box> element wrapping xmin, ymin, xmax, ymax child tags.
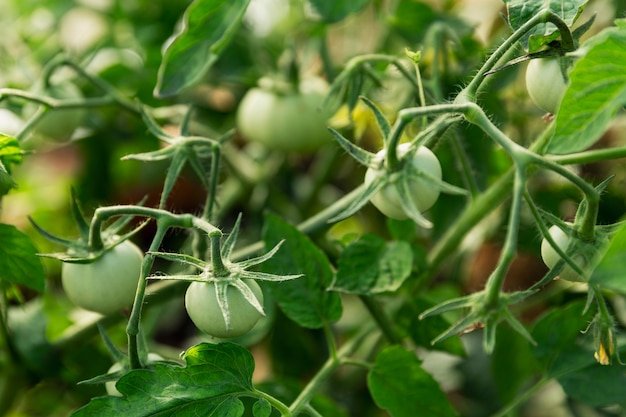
<box><xmin>25</xmin><ymin>81</ymin><xmax>86</xmax><ymax>141</ymax></box>
<box><xmin>185</xmin><ymin>279</ymin><xmax>264</xmax><ymax>338</ymax></box>
<box><xmin>105</xmin><ymin>353</ymin><xmax>163</xmax><ymax>396</ymax></box>
<box><xmin>525</xmin><ymin>58</ymin><xmax>569</xmax><ymax>114</ymax></box>
<box><xmin>61</xmin><ymin>240</ymin><xmax>144</xmax><ymax>315</ymax></box>
<box><xmin>364</xmin><ymin>143</ymin><xmax>442</xmax><ymax>220</ymax></box>
<box><xmin>540</xmin><ymin>224</ymin><xmax>585</xmax><ymax>282</ymax></box>
<box><xmin>236</xmin><ymin>77</ymin><xmax>332</xmax><ymax>152</ymax></box>
<box><xmin>0</xmin><ymin>109</ymin><xmax>24</xmax><ymax>137</ymax></box>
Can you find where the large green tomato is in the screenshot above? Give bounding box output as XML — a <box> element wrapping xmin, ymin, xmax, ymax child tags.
<box><xmin>185</xmin><ymin>279</ymin><xmax>264</xmax><ymax>338</ymax></box>
<box><xmin>61</xmin><ymin>240</ymin><xmax>144</xmax><ymax>315</ymax></box>
<box><xmin>236</xmin><ymin>77</ymin><xmax>332</xmax><ymax>152</ymax></box>
<box><xmin>25</xmin><ymin>81</ymin><xmax>86</xmax><ymax>141</ymax></box>
<box><xmin>525</xmin><ymin>58</ymin><xmax>569</xmax><ymax>114</ymax></box>
<box><xmin>540</xmin><ymin>224</ymin><xmax>585</xmax><ymax>282</ymax></box>
<box><xmin>364</xmin><ymin>143</ymin><xmax>442</xmax><ymax>220</ymax></box>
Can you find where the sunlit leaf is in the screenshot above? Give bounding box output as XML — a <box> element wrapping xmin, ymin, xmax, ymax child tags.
<box><xmin>548</xmin><ymin>26</ymin><xmax>626</xmax><ymax>154</ymax></box>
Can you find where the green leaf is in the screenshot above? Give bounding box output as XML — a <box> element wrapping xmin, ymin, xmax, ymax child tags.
<box><xmin>0</xmin><ymin>134</ymin><xmax>22</xmax><ymax>168</ymax></box>
<box><xmin>559</xmin><ymin>362</ymin><xmax>626</xmax><ymax>407</ymax></box>
<box><xmin>261</xmin><ymin>213</ymin><xmax>342</xmax><ymax>329</ymax></box>
<box><xmin>367</xmin><ymin>346</ymin><xmax>458</xmax><ymax>417</ymax></box>
<box><xmin>503</xmin><ymin>0</ymin><xmax>588</xmax><ymax>52</ymax></box>
<box><xmin>331</xmin><ymin>234</ymin><xmax>412</xmax><ymax>294</ymax></box>
<box><xmin>72</xmin><ymin>343</ymin><xmax>259</xmax><ymax>416</ymax></box>
<box><xmin>0</xmin><ymin>223</ymin><xmax>45</xmax><ymax>291</ymax></box>
<box><xmin>155</xmin><ymin>0</ymin><xmax>251</xmax><ymax>98</ymax></box>
<box><xmin>590</xmin><ymin>222</ymin><xmax>626</xmax><ymax>292</ymax></box>
<box><xmin>306</xmin><ymin>0</ymin><xmax>370</xmax><ymax>23</ymax></box>
<box><xmin>549</xmin><ymin>26</ymin><xmax>626</xmax><ymax>154</ymax></box>
<box><xmin>252</xmin><ymin>398</ymin><xmax>271</xmax><ymax>417</ymax></box>
<box><xmin>531</xmin><ymin>300</ymin><xmax>594</xmax><ymax>377</ymax></box>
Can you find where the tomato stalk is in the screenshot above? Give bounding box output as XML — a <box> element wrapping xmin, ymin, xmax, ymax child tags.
<box><xmin>460</xmin><ymin>9</ymin><xmax>576</xmax><ymax>102</ymax></box>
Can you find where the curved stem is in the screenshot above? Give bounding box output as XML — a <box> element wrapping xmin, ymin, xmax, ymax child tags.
<box><xmin>461</xmin><ymin>9</ymin><xmax>573</xmax><ymax>101</ymax></box>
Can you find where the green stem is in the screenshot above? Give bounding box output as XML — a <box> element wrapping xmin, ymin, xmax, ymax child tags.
<box><xmin>523</xmin><ymin>152</ymin><xmax>599</xmax><ymax>240</ymax></box>
<box><xmin>127</xmin><ymin>221</ymin><xmax>169</xmax><ymax>370</ymax></box>
<box><xmin>287</xmin><ymin>332</ymin><xmax>364</xmax><ymax>416</ymax></box>
<box><xmin>253</xmin><ymin>389</ymin><xmax>291</xmax><ymax>416</ymax></box>
<box><xmin>549</xmin><ymin>146</ymin><xmax>626</xmax><ymax>165</ymax></box>
<box><xmin>203</xmin><ymin>144</ymin><xmax>222</xmax><ymax>222</ymax></box>
<box><xmin>484</xmin><ymin>166</ymin><xmax>526</xmax><ymax>306</ymax></box>
<box><xmin>209</xmin><ymin>232</ymin><xmax>229</xmax><ymax>278</ymax></box>
<box><xmin>423</xmin><ymin>123</ymin><xmax>554</xmax><ymax>285</ymax></box>
<box><xmin>491</xmin><ymin>377</ymin><xmax>550</xmax><ymax>417</ymax></box>
<box><xmin>461</xmin><ymin>9</ymin><xmax>573</xmax><ymax>101</ymax></box>
<box><xmin>359</xmin><ymin>295</ymin><xmax>403</xmax><ymax>345</ymax></box>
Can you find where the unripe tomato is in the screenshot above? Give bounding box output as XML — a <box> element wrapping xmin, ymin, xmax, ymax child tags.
<box><xmin>105</xmin><ymin>353</ymin><xmax>163</xmax><ymax>396</ymax></box>
<box><xmin>236</xmin><ymin>77</ymin><xmax>332</xmax><ymax>152</ymax></box>
<box><xmin>364</xmin><ymin>143</ymin><xmax>442</xmax><ymax>220</ymax></box>
<box><xmin>185</xmin><ymin>279</ymin><xmax>264</xmax><ymax>338</ymax></box>
<box><xmin>525</xmin><ymin>57</ymin><xmax>569</xmax><ymax>114</ymax></box>
<box><xmin>0</xmin><ymin>109</ymin><xmax>24</xmax><ymax>137</ymax></box>
<box><xmin>61</xmin><ymin>240</ymin><xmax>144</xmax><ymax>315</ymax></box>
<box><xmin>24</xmin><ymin>81</ymin><xmax>86</xmax><ymax>141</ymax></box>
<box><xmin>540</xmin><ymin>224</ymin><xmax>585</xmax><ymax>282</ymax></box>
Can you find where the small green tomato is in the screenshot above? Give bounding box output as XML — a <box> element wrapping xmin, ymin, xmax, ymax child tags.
<box><xmin>540</xmin><ymin>224</ymin><xmax>586</xmax><ymax>282</ymax></box>
<box><xmin>525</xmin><ymin>57</ymin><xmax>570</xmax><ymax>114</ymax></box>
<box><xmin>185</xmin><ymin>279</ymin><xmax>264</xmax><ymax>338</ymax></box>
<box><xmin>364</xmin><ymin>143</ymin><xmax>442</xmax><ymax>220</ymax></box>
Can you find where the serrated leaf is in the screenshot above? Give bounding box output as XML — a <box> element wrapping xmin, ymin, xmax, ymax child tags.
<box><xmin>155</xmin><ymin>0</ymin><xmax>251</xmax><ymax>98</ymax></box>
<box><xmin>331</xmin><ymin>234</ymin><xmax>412</xmax><ymax>294</ymax></box>
<box><xmin>306</xmin><ymin>0</ymin><xmax>371</xmax><ymax>23</ymax></box>
<box><xmin>548</xmin><ymin>26</ymin><xmax>626</xmax><ymax>154</ymax></box>
<box><xmin>0</xmin><ymin>224</ymin><xmax>45</xmax><ymax>291</ymax></box>
<box><xmin>503</xmin><ymin>0</ymin><xmax>588</xmax><ymax>52</ymax></box>
<box><xmin>261</xmin><ymin>214</ymin><xmax>342</xmax><ymax>329</ymax></box>
<box><xmin>367</xmin><ymin>346</ymin><xmax>458</xmax><ymax>417</ymax></box>
<box><xmin>72</xmin><ymin>343</ymin><xmax>259</xmax><ymax>416</ymax></box>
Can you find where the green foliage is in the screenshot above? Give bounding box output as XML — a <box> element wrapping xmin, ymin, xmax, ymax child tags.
<box><xmin>0</xmin><ymin>224</ymin><xmax>45</xmax><ymax>291</ymax></box>
<box><xmin>72</xmin><ymin>343</ymin><xmax>261</xmax><ymax>416</ymax></box>
<box><xmin>331</xmin><ymin>233</ymin><xmax>412</xmax><ymax>294</ymax></box>
<box><xmin>1</xmin><ymin>1</ymin><xmax>626</xmax><ymax>416</ymax></box>
<box><xmin>306</xmin><ymin>0</ymin><xmax>371</xmax><ymax>23</ymax></box>
<box><xmin>155</xmin><ymin>0</ymin><xmax>251</xmax><ymax>98</ymax></box>
<box><xmin>503</xmin><ymin>0</ymin><xmax>588</xmax><ymax>51</ymax></box>
<box><xmin>367</xmin><ymin>345</ymin><xmax>458</xmax><ymax>417</ymax></box>
<box><xmin>261</xmin><ymin>213</ymin><xmax>342</xmax><ymax>329</ymax></box>
<box><xmin>550</xmin><ymin>24</ymin><xmax>626</xmax><ymax>153</ymax></box>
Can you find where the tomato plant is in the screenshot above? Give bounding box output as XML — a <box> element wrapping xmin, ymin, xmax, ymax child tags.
<box><xmin>61</xmin><ymin>240</ymin><xmax>144</xmax><ymax>315</ymax></box>
<box><xmin>1</xmin><ymin>1</ymin><xmax>626</xmax><ymax>417</ymax></box>
<box><xmin>236</xmin><ymin>76</ymin><xmax>332</xmax><ymax>152</ymax></box>
<box><xmin>185</xmin><ymin>279</ymin><xmax>264</xmax><ymax>339</ymax></box>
